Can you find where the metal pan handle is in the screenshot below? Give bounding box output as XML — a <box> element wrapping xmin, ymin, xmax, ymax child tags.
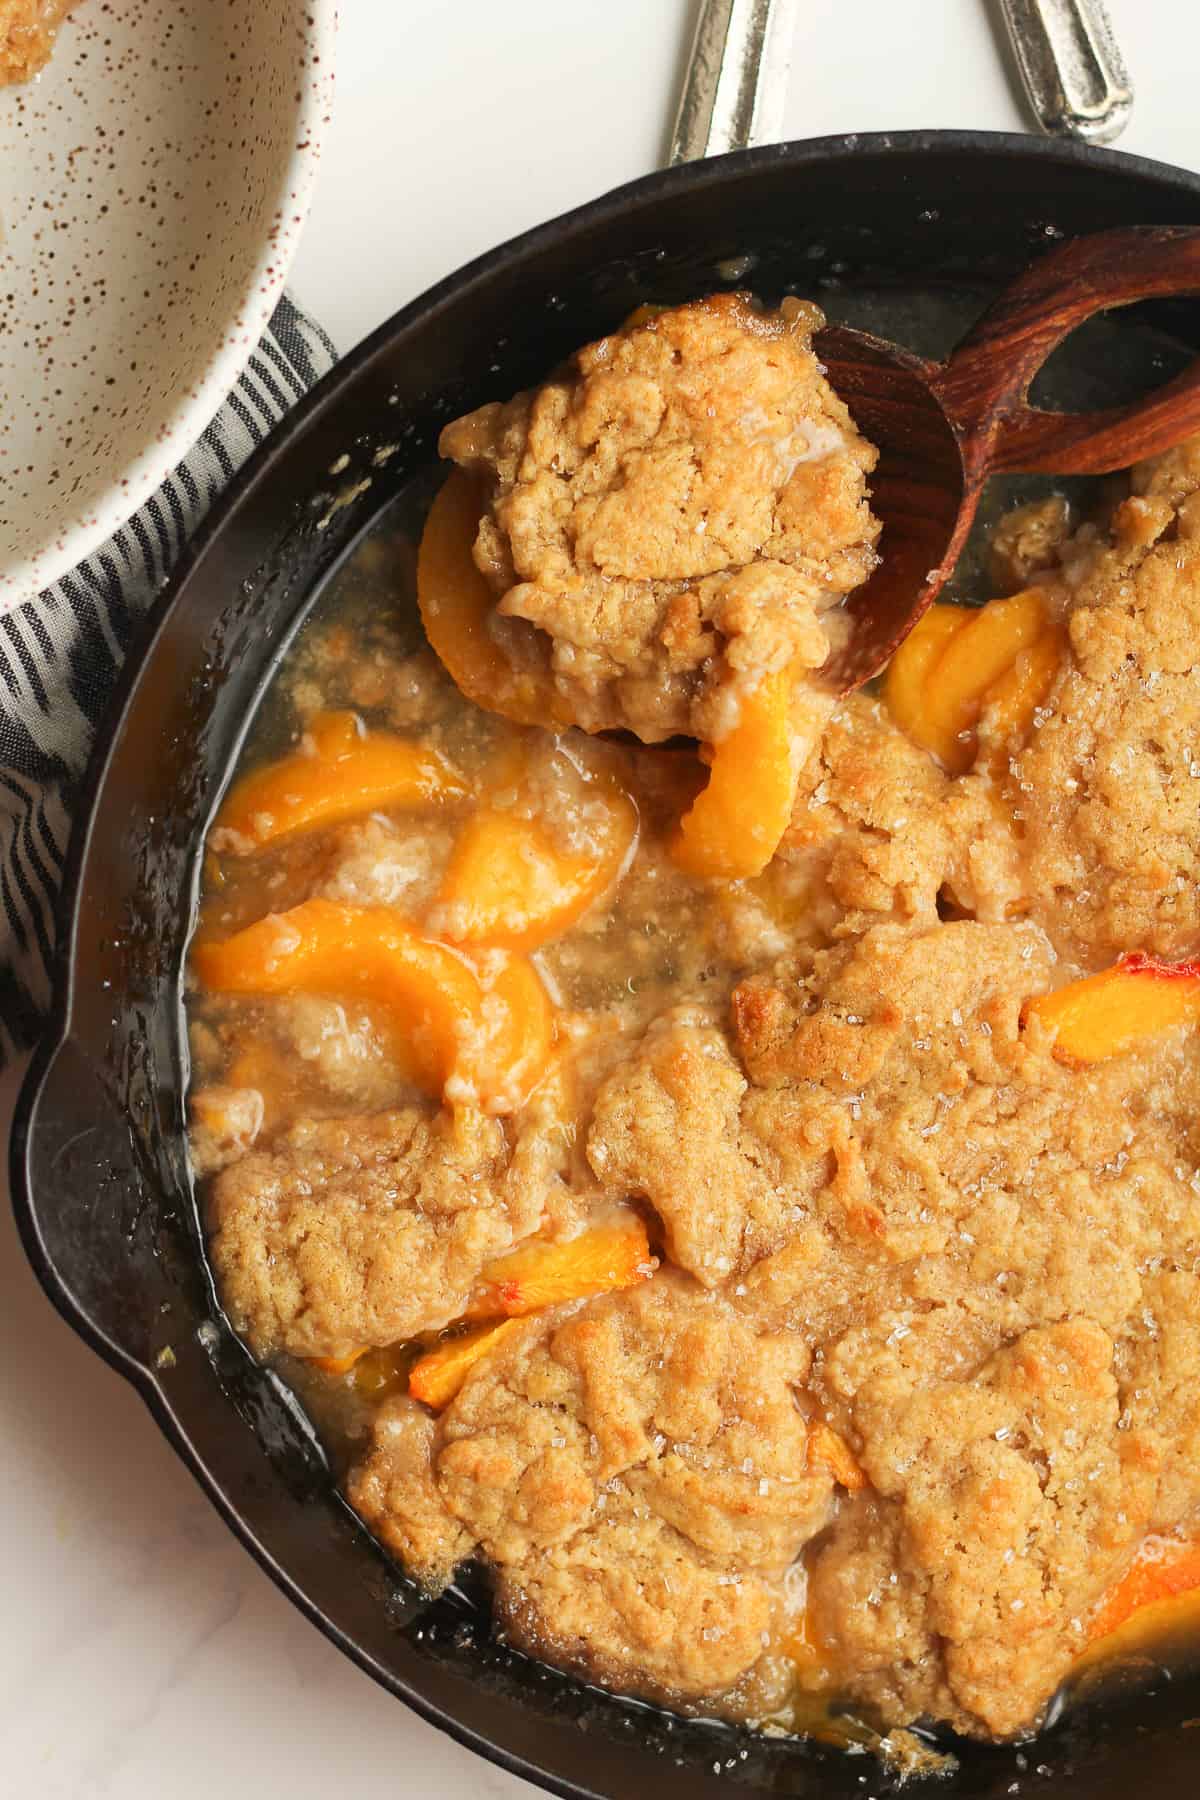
<box><xmin>668</xmin><ymin>0</ymin><xmax>799</xmax><ymax>165</ymax></box>
<box><xmin>998</xmin><ymin>0</ymin><xmax>1133</xmax><ymax>144</ymax></box>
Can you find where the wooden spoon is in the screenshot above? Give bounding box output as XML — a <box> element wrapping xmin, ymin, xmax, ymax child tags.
<box><xmin>819</xmin><ymin>225</ymin><xmax>1200</xmax><ymax>694</ymax></box>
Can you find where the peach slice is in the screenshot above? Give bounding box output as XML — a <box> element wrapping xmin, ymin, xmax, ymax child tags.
<box><xmin>408</xmin><ymin>1317</ymin><xmax>528</xmax><ymax>1409</ymax></box>
<box><xmin>192</xmin><ymin>897</ymin><xmax>554</xmax><ymax>1112</ymax></box>
<box><xmin>1089</xmin><ymin>1536</ymin><xmax>1200</xmax><ymax>1643</ymax></box>
<box><xmin>806</xmin><ymin>1421</ymin><xmax>869</xmax><ymax>1493</ymax></box>
<box><xmin>882</xmin><ymin>603</ymin><xmax>973</xmax><ymax>748</ymax></box>
<box><xmin>670</xmin><ymin>664</ymin><xmax>804</xmax><ymax>881</ymax></box>
<box><xmin>885</xmin><ymin>590</ymin><xmax>1061</xmax><ymax>775</ymax></box>
<box><xmin>417</xmin><ymin>470</ymin><xmax>573</xmax><ymax>728</ymax></box>
<box><xmin>976</xmin><ymin>625</ymin><xmax>1067</xmax><ymax>769</ymax></box>
<box><xmin>435</xmin><ymin>783</ymin><xmax>637</xmax><ymax>951</ymax></box>
<box><xmin>215</xmin><ymin>711</ymin><xmax>465</xmax><ymax>852</ymax></box>
<box><xmin>462</xmin><ymin>952</ymin><xmax>557</xmax><ymax>1115</ymax></box>
<box><xmin>466</xmin><ymin>1220</ymin><xmax>655</xmax><ymax>1319</ymax></box>
<box><xmin>1024</xmin><ymin>952</ymin><xmax>1200</xmax><ymax>1065</ymax></box>
<box><xmin>922</xmin><ymin>589</ymin><xmax>1047</xmax><ymax>772</ymax></box>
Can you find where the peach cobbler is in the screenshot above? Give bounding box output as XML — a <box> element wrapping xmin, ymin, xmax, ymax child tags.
<box><xmin>187</xmin><ymin>297</ymin><xmax>1200</xmax><ymax>1749</ymax></box>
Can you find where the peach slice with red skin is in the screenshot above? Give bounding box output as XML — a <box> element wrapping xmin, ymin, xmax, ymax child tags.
<box><xmin>311</xmin><ymin>1222</ymin><xmax>654</xmax><ymax>1390</ymax></box>
<box><xmin>465</xmin><ymin>1220</ymin><xmax>655</xmax><ymax>1320</ymax></box>
<box><xmin>1024</xmin><ymin>951</ymin><xmax>1200</xmax><ymax>1065</ymax></box>
<box><xmin>214</xmin><ymin>710</ymin><xmax>465</xmax><ymax>852</ymax></box>
<box><xmin>192</xmin><ymin>897</ymin><xmax>554</xmax><ymax>1113</ymax></box>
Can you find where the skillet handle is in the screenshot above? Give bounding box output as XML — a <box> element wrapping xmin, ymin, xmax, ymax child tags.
<box><xmin>11</xmin><ymin>1034</ymin><xmax>170</xmax><ymax>1380</ymax></box>
<box><xmin>668</xmin><ymin>0</ymin><xmax>799</xmax><ymax>164</ymax></box>
<box><xmin>929</xmin><ymin>227</ymin><xmax>1200</xmax><ymax>477</ymax></box>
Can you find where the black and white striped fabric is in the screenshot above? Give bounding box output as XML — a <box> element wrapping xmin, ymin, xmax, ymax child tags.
<box><xmin>0</xmin><ymin>294</ymin><xmax>337</xmax><ymax>1060</ymax></box>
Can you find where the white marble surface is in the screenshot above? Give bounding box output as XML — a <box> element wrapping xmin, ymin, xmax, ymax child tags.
<box><xmin>3</xmin><ymin>1</ymin><xmax>1198</xmax><ymax>1795</ymax></box>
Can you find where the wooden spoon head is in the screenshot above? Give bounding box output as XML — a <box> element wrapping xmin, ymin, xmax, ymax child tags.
<box><xmin>815</xmin><ymin>325</ymin><xmax>971</xmax><ymax>695</ymax></box>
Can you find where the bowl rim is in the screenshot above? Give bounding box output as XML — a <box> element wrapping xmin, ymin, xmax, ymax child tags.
<box><xmin>0</xmin><ymin>0</ymin><xmax>339</xmax><ymax>609</ymax></box>
<box><xmin>13</xmin><ymin>127</ymin><xmax>1200</xmax><ymax>1800</ymax></box>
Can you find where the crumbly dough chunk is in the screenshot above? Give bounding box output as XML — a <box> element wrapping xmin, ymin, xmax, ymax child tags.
<box><xmin>1017</xmin><ymin>439</ymin><xmax>1200</xmax><ymax>962</ymax></box>
<box><xmin>495</xmin><ymin>1511</ymin><xmax>777</xmax><ymax>1700</ymax></box>
<box><xmin>0</xmin><ymin>0</ymin><xmax>76</xmax><ymax>84</ymax></box>
<box><xmin>440</xmin><ymin>294</ymin><xmax>879</xmax><ymax>741</ymax></box>
<box><xmin>278</xmin><ymin>995</ymin><xmax>407</xmax><ymax>1114</ymax></box>
<box><xmin>189</xmin><ymin>1085</ymin><xmax>264</xmax><ymax>1177</ymax></box>
<box><xmin>208</xmin><ymin>1107</ymin><xmax>544</xmax><ymax>1360</ymax></box>
<box><xmin>781</xmin><ymin>695</ymin><xmax>1026</xmax><ymax>931</ymax></box>
<box><xmin>988</xmin><ymin>493</ymin><xmax>1072</xmax><ymax>593</ymax></box>
<box><xmin>587</xmin><ymin>1005</ymin><xmax>830</xmax><ymax>1285</ymax></box>
<box><xmin>317</xmin><ymin>815</ymin><xmax>455</xmax><ymax>913</ymax></box>
<box><xmin>347</xmin><ymin>1273</ymin><xmax>833</xmax><ymax>1701</ymax></box>
<box><xmin>590</xmin><ymin>922</ymin><xmax>1061</xmax><ymax>1283</ymax></box>
<box><xmin>345</xmin><ymin>1398</ymin><xmax>475</xmax><ymax>1591</ymax></box>
<box><xmin>810</xmin><ymin>1320</ymin><xmax>1159</xmax><ymax>1738</ymax></box>
<box><xmin>1114</xmin><ymin>1270</ymin><xmax>1200</xmax><ymax>1525</ymax></box>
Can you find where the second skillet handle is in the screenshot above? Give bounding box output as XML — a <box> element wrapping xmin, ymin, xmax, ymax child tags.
<box><xmin>931</xmin><ymin>227</ymin><xmax>1200</xmax><ymax>478</ymax></box>
<box><xmin>999</xmin><ymin>0</ymin><xmax>1133</xmax><ymax>144</ymax></box>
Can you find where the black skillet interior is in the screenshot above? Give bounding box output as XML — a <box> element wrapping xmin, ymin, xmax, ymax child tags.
<box><xmin>12</xmin><ymin>134</ymin><xmax>1200</xmax><ymax>1800</ymax></box>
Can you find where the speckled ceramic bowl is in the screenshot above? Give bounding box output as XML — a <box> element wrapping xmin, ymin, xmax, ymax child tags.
<box><xmin>0</xmin><ymin>0</ymin><xmax>336</xmax><ymax>606</ymax></box>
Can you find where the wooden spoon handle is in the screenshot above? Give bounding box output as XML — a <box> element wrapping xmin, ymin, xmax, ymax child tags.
<box><xmin>930</xmin><ymin>227</ymin><xmax>1200</xmax><ymax>477</ymax></box>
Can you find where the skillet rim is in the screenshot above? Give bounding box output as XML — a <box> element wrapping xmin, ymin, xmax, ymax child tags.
<box><xmin>12</xmin><ymin>128</ymin><xmax>1200</xmax><ymax>1800</ymax></box>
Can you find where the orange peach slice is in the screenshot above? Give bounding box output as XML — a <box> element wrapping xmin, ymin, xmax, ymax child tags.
<box><xmin>435</xmin><ymin>785</ymin><xmax>637</xmax><ymax>951</ymax></box>
<box><xmin>806</xmin><ymin>1421</ymin><xmax>869</xmax><ymax>1492</ymax></box>
<box><xmin>192</xmin><ymin>898</ymin><xmax>554</xmax><ymax>1112</ymax></box>
<box><xmin>921</xmin><ymin>589</ymin><xmax>1046</xmax><ymax>772</ymax></box>
<box><xmin>1089</xmin><ymin>1536</ymin><xmax>1200</xmax><ymax>1644</ymax></box>
<box><xmin>885</xmin><ymin>590</ymin><xmax>1060</xmax><ymax>774</ymax></box>
<box><xmin>215</xmin><ymin>711</ymin><xmax>465</xmax><ymax>852</ymax></box>
<box><xmin>670</xmin><ymin>664</ymin><xmax>802</xmax><ymax>881</ymax></box>
<box><xmin>1024</xmin><ymin>952</ymin><xmax>1200</xmax><ymax>1065</ymax></box>
<box><xmin>460</xmin><ymin>951</ymin><xmax>557</xmax><ymax>1115</ymax></box>
<box><xmin>882</xmin><ymin>603</ymin><xmax>973</xmax><ymax>748</ymax></box>
<box><xmin>466</xmin><ymin>1220</ymin><xmax>655</xmax><ymax>1319</ymax></box>
<box><xmin>417</xmin><ymin>470</ymin><xmax>573</xmax><ymax>728</ymax></box>
<box><xmin>409</xmin><ymin>1317</ymin><xmax>528</xmax><ymax>1409</ymax></box>
<box><xmin>976</xmin><ymin>625</ymin><xmax>1066</xmax><ymax>769</ymax></box>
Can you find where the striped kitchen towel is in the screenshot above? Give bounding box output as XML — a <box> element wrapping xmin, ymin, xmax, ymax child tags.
<box><xmin>0</xmin><ymin>294</ymin><xmax>337</xmax><ymax>1060</ymax></box>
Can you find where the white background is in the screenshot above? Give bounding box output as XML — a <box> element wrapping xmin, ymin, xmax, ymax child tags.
<box><xmin>2</xmin><ymin>2</ymin><xmax>1196</xmax><ymax>1797</ymax></box>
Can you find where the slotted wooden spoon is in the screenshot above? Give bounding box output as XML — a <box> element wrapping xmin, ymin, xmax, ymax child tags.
<box><xmin>816</xmin><ymin>225</ymin><xmax>1200</xmax><ymax>693</ymax></box>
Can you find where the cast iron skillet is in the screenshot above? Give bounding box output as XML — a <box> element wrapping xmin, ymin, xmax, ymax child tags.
<box><xmin>12</xmin><ymin>133</ymin><xmax>1200</xmax><ymax>1800</ymax></box>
